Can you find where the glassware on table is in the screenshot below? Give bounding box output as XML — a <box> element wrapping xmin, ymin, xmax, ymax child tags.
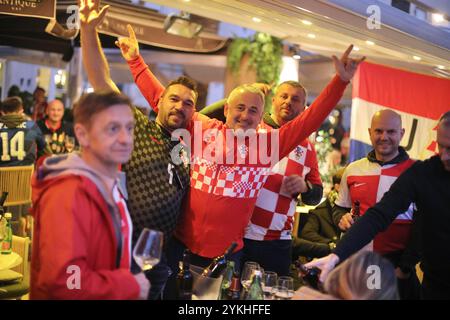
<box><xmin>133</xmin><ymin>228</ymin><xmax>163</xmax><ymax>271</ymax></box>
<box><xmin>271</xmin><ymin>285</ymin><xmax>290</xmax><ymax>300</ymax></box>
<box><xmin>278</xmin><ymin>276</ymin><xmax>294</xmax><ymax>299</ymax></box>
<box><xmin>241</xmin><ymin>261</ymin><xmax>260</xmax><ymax>291</ymax></box>
<box><xmin>64</xmin><ymin>136</ymin><xmax>76</xmax><ymax>153</ymax></box>
<box><xmin>262</xmin><ymin>271</ymin><xmax>278</xmax><ymax>300</ymax></box>
<box><xmin>190</xmin><ymin>265</ymin><xmax>223</xmax><ymax>300</ymax></box>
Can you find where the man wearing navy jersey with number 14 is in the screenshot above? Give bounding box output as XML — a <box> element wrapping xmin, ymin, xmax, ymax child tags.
<box><xmin>0</xmin><ymin>96</ymin><xmax>48</xmax><ymax>167</ymax></box>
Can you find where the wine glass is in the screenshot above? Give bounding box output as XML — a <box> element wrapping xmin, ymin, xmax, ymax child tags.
<box><xmin>133</xmin><ymin>228</ymin><xmax>163</xmax><ymax>271</ymax></box>
<box><xmin>262</xmin><ymin>271</ymin><xmax>278</xmax><ymax>300</ymax></box>
<box><xmin>278</xmin><ymin>276</ymin><xmax>294</xmax><ymax>299</ymax></box>
<box><xmin>65</xmin><ymin>136</ymin><xmax>76</xmax><ymax>153</ymax></box>
<box><xmin>241</xmin><ymin>261</ymin><xmax>260</xmax><ymax>291</ymax></box>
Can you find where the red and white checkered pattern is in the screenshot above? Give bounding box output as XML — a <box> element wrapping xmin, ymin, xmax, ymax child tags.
<box><xmin>335</xmin><ymin>156</ymin><xmax>415</xmax><ymax>254</ymax></box>
<box><xmin>245</xmin><ymin>137</ymin><xmax>321</xmax><ymax>241</ymax></box>
<box><xmin>191</xmin><ymin>157</ymin><xmax>271</xmax><ymax>198</ymax></box>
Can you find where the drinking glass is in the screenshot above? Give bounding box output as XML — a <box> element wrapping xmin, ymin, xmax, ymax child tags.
<box><xmin>262</xmin><ymin>271</ymin><xmax>278</xmax><ymax>300</ymax></box>
<box><xmin>133</xmin><ymin>228</ymin><xmax>163</xmax><ymax>271</ymax></box>
<box><xmin>278</xmin><ymin>276</ymin><xmax>294</xmax><ymax>299</ymax></box>
<box><xmin>271</xmin><ymin>285</ymin><xmax>290</xmax><ymax>300</ymax></box>
<box><xmin>241</xmin><ymin>261</ymin><xmax>260</xmax><ymax>291</ymax></box>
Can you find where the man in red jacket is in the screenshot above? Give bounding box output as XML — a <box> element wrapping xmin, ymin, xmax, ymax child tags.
<box><xmin>31</xmin><ymin>91</ymin><xmax>149</xmax><ymax>299</ymax></box>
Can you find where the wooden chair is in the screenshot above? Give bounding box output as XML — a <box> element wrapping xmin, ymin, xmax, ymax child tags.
<box><xmin>0</xmin><ymin>165</ymin><xmax>34</xmax><ymax>207</ymax></box>
<box><xmin>0</xmin><ymin>165</ymin><xmax>34</xmax><ymax>237</ymax></box>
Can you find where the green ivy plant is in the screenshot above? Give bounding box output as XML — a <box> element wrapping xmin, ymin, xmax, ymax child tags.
<box><xmin>227</xmin><ymin>33</ymin><xmax>283</xmax><ymax>85</ymax></box>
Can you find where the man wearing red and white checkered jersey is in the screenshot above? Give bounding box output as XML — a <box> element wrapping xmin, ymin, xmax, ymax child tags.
<box><xmin>243</xmin><ymin>81</ymin><xmax>323</xmax><ymax>276</ymax></box>
<box><xmin>333</xmin><ymin>109</ymin><xmax>420</xmax><ymax>299</ymax></box>
<box><xmin>125</xmin><ymin>39</ymin><xmax>364</xmax><ymax>269</ymax></box>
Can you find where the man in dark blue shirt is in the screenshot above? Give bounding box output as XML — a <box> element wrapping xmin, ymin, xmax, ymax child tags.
<box><xmin>0</xmin><ymin>96</ymin><xmax>47</xmax><ymax>166</ymax></box>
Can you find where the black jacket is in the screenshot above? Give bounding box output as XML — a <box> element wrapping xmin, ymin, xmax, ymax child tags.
<box><xmin>301</xmin><ymin>198</ymin><xmax>341</xmax><ymax>244</ymax></box>
<box><xmin>334</xmin><ymin>155</ymin><xmax>450</xmax><ymax>284</ymax></box>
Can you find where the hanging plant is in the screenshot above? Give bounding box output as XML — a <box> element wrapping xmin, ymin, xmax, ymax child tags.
<box><xmin>227</xmin><ymin>32</ymin><xmax>283</xmax><ymax>84</ymax></box>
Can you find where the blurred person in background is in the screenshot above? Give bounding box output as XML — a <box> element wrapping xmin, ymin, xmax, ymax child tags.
<box><xmin>37</xmin><ymin>99</ymin><xmax>77</xmax><ymax>154</ymax></box>
<box><xmin>0</xmin><ymin>96</ymin><xmax>48</xmax><ymax>166</ymax></box>
<box><xmin>31</xmin><ymin>87</ymin><xmax>47</xmax><ymax>121</ymax></box>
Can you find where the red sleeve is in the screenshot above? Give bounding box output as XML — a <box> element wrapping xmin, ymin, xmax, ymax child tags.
<box><xmin>277</xmin><ymin>75</ymin><xmax>348</xmax><ymax>160</ymax></box>
<box><xmin>127</xmin><ymin>55</ymin><xmax>165</xmax><ymax>112</ymax></box>
<box><xmin>305</xmin><ymin>142</ymin><xmax>322</xmax><ymax>186</ymax></box>
<box><xmin>34</xmin><ymin>178</ymin><xmax>139</xmax><ymax>300</ymax></box>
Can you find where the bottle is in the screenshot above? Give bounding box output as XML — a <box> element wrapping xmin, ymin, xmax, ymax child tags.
<box><xmin>201</xmin><ymin>242</ymin><xmax>238</xmax><ymax>278</ymax></box>
<box><xmin>352</xmin><ymin>200</ymin><xmax>361</xmax><ymax>222</ymax></box>
<box><xmin>226</xmin><ymin>272</ymin><xmax>242</xmax><ymax>300</ymax></box>
<box><xmin>295</xmin><ymin>260</ymin><xmax>323</xmax><ymax>292</ymax></box>
<box><xmin>245</xmin><ymin>269</ymin><xmax>264</xmax><ymax>300</ymax></box>
<box><xmin>177</xmin><ymin>249</ymin><xmax>193</xmax><ymax>300</ymax></box>
<box><xmin>340</xmin><ymin>200</ymin><xmax>361</xmax><ymax>239</ymax></box>
<box><xmin>219</xmin><ymin>260</ymin><xmax>235</xmax><ymax>300</ymax></box>
<box><xmin>1</xmin><ymin>212</ymin><xmax>13</xmax><ymax>255</ymax></box>
<box><xmin>192</xmin><ymin>242</ymin><xmax>237</xmax><ymax>298</ymax></box>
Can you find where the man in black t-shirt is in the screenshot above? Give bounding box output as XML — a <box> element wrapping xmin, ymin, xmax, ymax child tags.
<box><xmin>37</xmin><ymin>100</ymin><xmax>77</xmax><ymax>154</ymax></box>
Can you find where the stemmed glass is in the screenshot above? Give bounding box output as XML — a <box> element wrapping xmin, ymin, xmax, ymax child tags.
<box><xmin>241</xmin><ymin>261</ymin><xmax>260</xmax><ymax>291</ymax></box>
<box><xmin>133</xmin><ymin>228</ymin><xmax>163</xmax><ymax>271</ymax></box>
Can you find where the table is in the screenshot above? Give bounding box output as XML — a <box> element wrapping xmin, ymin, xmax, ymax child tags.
<box><xmin>0</xmin><ymin>252</ymin><xmax>22</xmax><ymax>271</ymax></box>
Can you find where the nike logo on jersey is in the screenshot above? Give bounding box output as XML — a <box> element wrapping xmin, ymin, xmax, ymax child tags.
<box><xmin>353</xmin><ymin>182</ymin><xmax>366</xmax><ymax>188</ymax></box>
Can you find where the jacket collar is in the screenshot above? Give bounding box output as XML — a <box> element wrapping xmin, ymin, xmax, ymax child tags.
<box><xmin>263</xmin><ymin>112</ymin><xmax>280</xmax><ymax>129</ymax></box>
<box><xmin>367</xmin><ymin>147</ymin><xmax>409</xmax><ymax>166</ymax></box>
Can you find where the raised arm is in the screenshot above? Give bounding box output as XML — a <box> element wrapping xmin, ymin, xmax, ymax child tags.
<box><xmin>79</xmin><ymin>0</ymin><xmax>119</xmax><ymax>92</ymax></box>
<box><xmin>277</xmin><ymin>45</ymin><xmax>365</xmax><ymax>159</ymax></box>
<box><xmin>116</xmin><ymin>25</ymin><xmax>165</xmax><ymax>110</ymax></box>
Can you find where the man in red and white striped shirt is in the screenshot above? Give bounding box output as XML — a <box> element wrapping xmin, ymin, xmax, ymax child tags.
<box><xmin>243</xmin><ymin>81</ymin><xmax>323</xmax><ymax>276</ymax></box>
<box><xmin>333</xmin><ymin>109</ymin><xmax>420</xmax><ymax>299</ymax></box>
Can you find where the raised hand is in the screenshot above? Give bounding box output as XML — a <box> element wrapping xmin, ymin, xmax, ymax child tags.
<box><xmin>79</xmin><ymin>0</ymin><xmax>109</xmax><ymax>29</ymax></box>
<box><xmin>252</xmin><ymin>83</ymin><xmax>273</xmax><ymax>96</ymax></box>
<box><xmin>332</xmin><ymin>45</ymin><xmax>366</xmax><ymax>82</ymax></box>
<box><xmin>115</xmin><ymin>24</ymin><xmax>140</xmax><ymax>61</ymax></box>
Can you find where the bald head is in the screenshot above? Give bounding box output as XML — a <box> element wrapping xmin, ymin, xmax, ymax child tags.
<box><xmin>437</xmin><ymin>111</ymin><xmax>450</xmax><ymax>171</ymax></box>
<box><xmin>371</xmin><ymin>109</ymin><xmax>402</xmax><ymax>129</ymax></box>
<box><xmin>369</xmin><ymin>109</ymin><xmax>405</xmax><ymax>162</ymax></box>
<box><xmin>46</xmin><ymin>99</ymin><xmax>65</xmax><ymax>124</ymax></box>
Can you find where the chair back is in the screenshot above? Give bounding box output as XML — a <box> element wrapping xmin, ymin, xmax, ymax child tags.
<box><xmin>0</xmin><ymin>165</ymin><xmax>34</xmax><ymax>206</ymax></box>
<box><xmin>11</xmin><ymin>235</ymin><xmax>31</xmax><ymax>283</ymax></box>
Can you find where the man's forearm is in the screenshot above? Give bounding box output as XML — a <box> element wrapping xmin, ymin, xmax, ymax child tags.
<box><xmin>80</xmin><ymin>26</ymin><xmax>119</xmax><ymax>92</ymax></box>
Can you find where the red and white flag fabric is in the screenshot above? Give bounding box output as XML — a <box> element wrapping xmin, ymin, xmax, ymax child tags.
<box><xmin>350</xmin><ymin>62</ymin><xmax>450</xmax><ymax>161</ymax></box>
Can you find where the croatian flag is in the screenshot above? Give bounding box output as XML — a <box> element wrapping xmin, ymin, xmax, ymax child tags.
<box><xmin>350</xmin><ymin>62</ymin><xmax>450</xmax><ymax>162</ymax></box>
